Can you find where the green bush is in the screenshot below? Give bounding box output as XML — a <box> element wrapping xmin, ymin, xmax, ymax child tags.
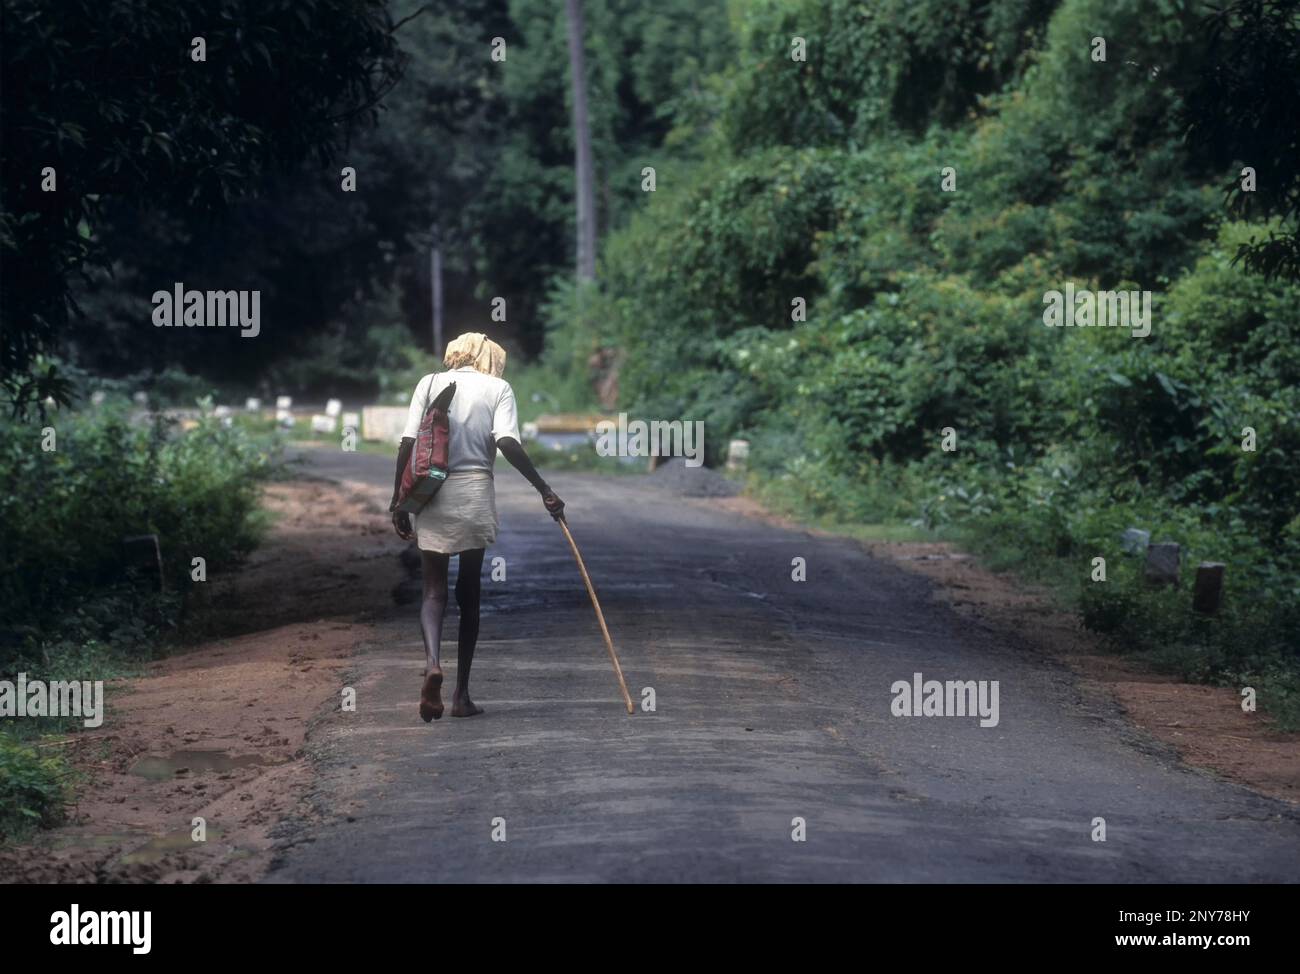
<box><xmin>542</xmin><ymin>0</ymin><xmax>1300</xmax><ymax>722</ymax></box>
<box><xmin>0</xmin><ymin>403</ymin><xmax>273</xmax><ymax>667</ymax></box>
<box><xmin>0</xmin><ymin>732</ymin><xmax>71</xmax><ymax>840</ymax></box>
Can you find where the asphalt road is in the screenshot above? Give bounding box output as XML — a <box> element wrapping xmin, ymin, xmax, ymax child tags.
<box><xmin>267</xmin><ymin>448</ymin><xmax>1300</xmax><ymax>882</ymax></box>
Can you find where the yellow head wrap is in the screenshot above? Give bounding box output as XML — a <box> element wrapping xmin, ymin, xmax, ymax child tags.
<box><xmin>443</xmin><ymin>332</ymin><xmax>507</xmax><ymax>378</ymax></box>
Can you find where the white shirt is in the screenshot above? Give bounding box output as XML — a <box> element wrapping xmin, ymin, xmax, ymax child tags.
<box><xmin>401</xmin><ymin>367</ymin><xmax>521</xmax><ymax>473</ymax></box>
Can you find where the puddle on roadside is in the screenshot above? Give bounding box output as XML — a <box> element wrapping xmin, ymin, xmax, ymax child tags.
<box><xmin>118</xmin><ymin>828</ymin><xmax>223</xmax><ymax>865</ymax></box>
<box><xmin>130</xmin><ymin>750</ymin><xmax>278</xmax><ymax>781</ymax></box>
<box><xmin>49</xmin><ymin>831</ymin><xmax>143</xmax><ymax>850</ymax></box>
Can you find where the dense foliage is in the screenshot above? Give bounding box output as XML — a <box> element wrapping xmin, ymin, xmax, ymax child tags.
<box><xmin>0</xmin><ymin>404</ymin><xmax>272</xmax><ymax>659</ymax></box>
<box><xmin>552</xmin><ymin>0</ymin><xmax>1300</xmax><ymax>718</ymax></box>
<box><xmin>1</xmin><ymin>0</ymin><xmax>733</xmax><ymax>409</ymax></box>
<box><xmin>0</xmin><ymin>399</ymin><xmax>274</xmax><ymax>836</ymax></box>
<box><xmin>0</xmin><ymin>734</ymin><xmax>70</xmax><ymax>839</ymax></box>
<box><xmin>0</xmin><ymin>0</ymin><xmax>407</xmax><ymax>412</ymax></box>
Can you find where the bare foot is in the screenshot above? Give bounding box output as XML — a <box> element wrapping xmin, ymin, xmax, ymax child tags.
<box><xmin>420</xmin><ymin>668</ymin><xmax>444</xmax><ymax>722</ymax></box>
<box><xmin>450</xmin><ymin>693</ymin><xmax>484</xmax><ymax>718</ymax></box>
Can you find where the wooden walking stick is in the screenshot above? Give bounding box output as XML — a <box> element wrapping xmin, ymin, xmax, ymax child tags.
<box><xmin>556</xmin><ymin>515</ymin><xmax>635</xmax><ymax>715</ymax></box>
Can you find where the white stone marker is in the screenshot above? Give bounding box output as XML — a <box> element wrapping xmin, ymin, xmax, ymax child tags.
<box><xmin>361</xmin><ymin>405</ymin><xmax>409</xmax><ymax>443</ymax></box>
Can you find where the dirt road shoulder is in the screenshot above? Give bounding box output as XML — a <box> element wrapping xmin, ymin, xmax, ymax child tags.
<box><xmin>0</xmin><ymin>475</ymin><xmax>395</xmax><ymax>883</ymax></box>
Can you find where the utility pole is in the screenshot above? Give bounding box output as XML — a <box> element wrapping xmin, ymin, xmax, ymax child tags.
<box><xmin>565</xmin><ymin>0</ymin><xmax>597</xmax><ymax>281</ymax></box>
<box><xmin>430</xmin><ymin>221</ymin><xmax>444</xmax><ymax>357</ymax></box>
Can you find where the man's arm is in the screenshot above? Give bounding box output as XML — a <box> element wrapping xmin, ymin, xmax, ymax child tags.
<box><xmin>389</xmin><ymin>437</ymin><xmax>415</xmax><ymax>540</ymax></box>
<box><xmin>496</xmin><ymin>436</ymin><xmax>565</xmax><ymax>520</ymax></box>
<box><xmin>390</xmin><ymin>436</ymin><xmax>414</xmax><ymax>511</ymax></box>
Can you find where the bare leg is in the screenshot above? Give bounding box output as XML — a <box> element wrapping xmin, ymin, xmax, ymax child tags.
<box><xmin>418</xmin><ymin>550</ymin><xmax>450</xmax><ymax>721</ymax></box>
<box><xmin>451</xmin><ymin>548</ymin><xmax>486</xmax><ymax>717</ymax></box>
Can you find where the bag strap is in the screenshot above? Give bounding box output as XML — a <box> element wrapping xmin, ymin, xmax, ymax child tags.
<box><xmin>426</xmin><ymin>379</ymin><xmax>456</xmax><ymax>416</ymax></box>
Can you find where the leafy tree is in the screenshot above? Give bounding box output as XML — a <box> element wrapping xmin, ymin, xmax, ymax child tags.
<box><xmin>0</xmin><ymin>0</ymin><xmax>406</xmax><ymax>413</ymax></box>
<box><xmin>476</xmin><ymin>0</ymin><xmax>733</xmax><ymax>352</ymax></box>
<box><xmin>721</xmin><ymin>0</ymin><xmax>1056</xmax><ymax>152</ymax></box>
<box><xmin>1181</xmin><ymin>0</ymin><xmax>1300</xmax><ymax>281</ymax></box>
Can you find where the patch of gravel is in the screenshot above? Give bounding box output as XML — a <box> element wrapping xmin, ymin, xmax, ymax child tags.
<box><xmin>643</xmin><ymin>457</ymin><xmax>742</xmax><ymax>497</ymax></box>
